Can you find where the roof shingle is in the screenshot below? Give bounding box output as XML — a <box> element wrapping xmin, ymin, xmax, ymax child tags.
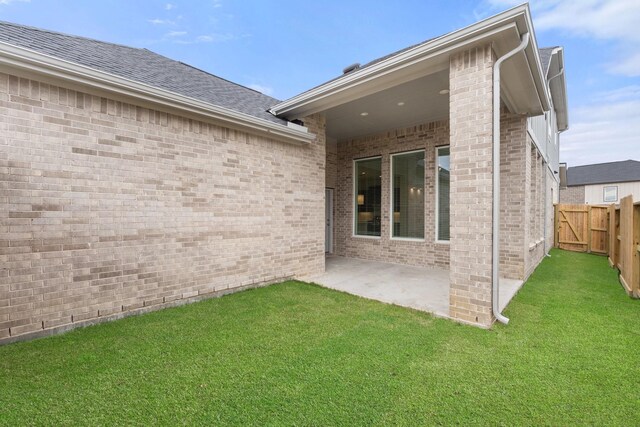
<box><xmin>567</xmin><ymin>160</ymin><xmax>640</xmax><ymax>186</ymax></box>
<box><xmin>0</xmin><ymin>21</ymin><xmax>286</xmax><ymax>124</ymax></box>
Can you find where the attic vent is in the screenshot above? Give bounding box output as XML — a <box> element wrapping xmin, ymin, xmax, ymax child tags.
<box><xmin>342</xmin><ymin>63</ymin><xmax>361</xmax><ymax>74</ymax></box>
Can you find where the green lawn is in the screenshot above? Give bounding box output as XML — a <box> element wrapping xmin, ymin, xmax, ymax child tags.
<box><xmin>1</xmin><ymin>249</ymin><xmax>639</xmax><ymax>425</ymax></box>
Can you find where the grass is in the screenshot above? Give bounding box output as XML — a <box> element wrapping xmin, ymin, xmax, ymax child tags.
<box><xmin>1</xmin><ymin>249</ymin><xmax>639</xmax><ymax>425</ymax></box>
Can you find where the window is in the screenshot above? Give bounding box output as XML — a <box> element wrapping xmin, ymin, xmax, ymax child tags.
<box><xmin>436</xmin><ymin>146</ymin><xmax>450</xmax><ymax>241</ymax></box>
<box><xmin>603</xmin><ymin>186</ymin><xmax>618</xmax><ymax>203</ymax></box>
<box><xmin>354</xmin><ymin>157</ymin><xmax>381</xmax><ymax>236</ymax></box>
<box><xmin>391</xmin><ymin>150</ymin><xmax>424</xmax><ymax>239</ymax></box>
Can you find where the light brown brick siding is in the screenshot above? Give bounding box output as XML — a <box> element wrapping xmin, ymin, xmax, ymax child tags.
<box><xmin>499</xmin><ymin>108</ymin><xmax>527</xmax><ymax>280</ymax></box>
<box><xmin>448</xmin><ymin>44</ymin><xmax>495</xmax><ymax>326</ymax></box>
<box><xmin>332</xmin><ymin>120</ymin><xmax>450</xmax><ymax>268</ymax></box>
<box><xmin>560</xmin><ymin>185</ymin><xmax>585</xmax><ymax>204</ymax></box>
<box><xmin>0</xmin><ymin>72</ymin><xmax>326</xmax><ymax>342</ymax></box>
<box><xmin>524</xmin><ymin>134</ymin><xmax>548</xmax><ymax>279</ymax></box>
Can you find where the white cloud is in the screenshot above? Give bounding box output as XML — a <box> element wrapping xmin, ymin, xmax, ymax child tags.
<box><xmin>196</xmin><ymin>33</ymin><xmax>234</xmax><ymax>42</ymax></box>
<box><xmin>594</xmin><ymin>85</ymin><xmax>640</xmax><ymax>102</ymax></box>
<box><xmin>148</xmin><ymin>18</ymin><xmax>175</xmax><ymax>25</ymax></box>
<box><xmin>485</xmin><ymin>0</ymin><xmax>640</xmax><ymax>41</ymax></box>
<box><xmin>532</xmin><ymin>0</ymin><xmax>640</xmax><ymax>43</ymax></box>
<box><xmin>170</xmin><ymin>33</ymin><xmax>237</xmax><ymax>45</ymax></box>
<box><xmin>606</xmin><ymin>52</ymin><xmax>640</xmax><ymax>77</ymax></box>
<box><xmin>561</xmin><ymin>87</ymin><xmax>640</xmax><ymax>165</ymax></box>
<box><xmin>0</xmin><ymin>0</ymin><xmax>30</xmax><ymax>4</ymax></box>
<box><xmin>212</xmin><ymin>0</ymin><xmax>222</xmax><ymax>8</ymax></box>
<box><xmin>483</xmin><ymin>0</ymin><xmax>640</xmax><ymax>77</ymax></box>
<box><xmin>247</xmin><ymin>84</ymin><xmax>274</xmax><ymax>96</ymax></box>
<box><xmin>165</xmin><ymin>3</ymin><xmax>175</xmax><ymax>10</ymax></box>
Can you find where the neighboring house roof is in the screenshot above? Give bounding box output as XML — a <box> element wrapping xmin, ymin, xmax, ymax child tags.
<box><xmin>0</xmin><ymin>20</ymin><xmax>285</xmax><ymax>125</ymax></box>
<box><xmin>567</xmin><ymin>160</ymin><xmax>640</xmax><ymax>186</ymax></box>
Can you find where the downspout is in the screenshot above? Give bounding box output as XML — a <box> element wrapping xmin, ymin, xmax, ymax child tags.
<box><xmin>492</xmin><ymin>32</ymin><xmax>530</xmax><ymax>325</ymax></box>
<box><xmin>543</xmin><ymin>66</ymin><xmax>564</xmax><ymax>257</ymax></box>
<box><xmin>543</xmin><ymin>158</ymin><xmax>550</xmax><ymax>257</ymax></box>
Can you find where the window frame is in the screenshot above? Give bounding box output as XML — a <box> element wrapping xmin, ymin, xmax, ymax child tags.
<box><xmin>389</xmin><ymin>149</ymin><xmax>426</xmax><ymax>242</ymax></box>
<box><xmin>603</xmin><ymin>185</ymin><xmax>618</xmax><ymax>203</ymax></box>
<box><xmin>435</xmin><ymin>145</ymin><xmax>451</xmax><ymax>244</ymax></box>
<box><xmin>353</xmin><ymin>156</ymin><xmax>382</xmax><ymax>239</ymax></box>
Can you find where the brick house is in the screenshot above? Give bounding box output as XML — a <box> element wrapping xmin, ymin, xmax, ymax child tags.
<box><xmin>0</xmin><ymin>4</ymin><xmax>568</xmax><ymax>342</ymax></box>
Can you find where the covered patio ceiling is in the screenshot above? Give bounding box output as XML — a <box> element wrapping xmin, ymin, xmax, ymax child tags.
<box><xmin>325</xmin><ymin>69</ymin><xmax>450</xmax><ymax>141</ymax></box>
<box><xmin>271</xmin><ymin>5</ymin><xmax>551</xmax><ymax>138</ymax></box>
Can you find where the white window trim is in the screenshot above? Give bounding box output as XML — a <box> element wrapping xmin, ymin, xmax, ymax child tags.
<box><xmin>389</xmin><ymin>149</ymin><xmax>426</xmax><ymax>242</ymax></box>
<box><xmin>603</xmin><ymin>185</ymin><xmax>618</xmax><ymax>203</ymax></box>
<box><xmin>435</xmin><ymin>145</ymin><xmax>451</xmax><ymax>243</ymax></box>
<box><xmin>353</xmin><ymin>156</ymin><xmax>382</xmax><ymax>239</ymax></box>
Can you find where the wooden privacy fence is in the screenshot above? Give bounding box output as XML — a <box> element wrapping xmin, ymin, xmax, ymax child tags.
<box><xmin>554</xmin><ymin>204</ymin><xmax>608</xmax><ymax>254</ymax></box>
<box><xmin>607</xmin><ymin>196</ymin><xmax>640</xmax><ymax>298</ymax></box>
<box><xmin>555</xmin><ymin>197</ymin><xmax>640</xmax><ymax>298</ymax></box>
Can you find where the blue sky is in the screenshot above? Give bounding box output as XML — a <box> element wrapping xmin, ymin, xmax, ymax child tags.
<box><xmin>0</xmin><ymin>0</ymin><xmax>638</xmax><ymax>166</ymax></box>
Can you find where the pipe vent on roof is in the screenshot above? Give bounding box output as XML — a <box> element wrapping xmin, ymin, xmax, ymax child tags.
<box><xmin>342</xmin><ymin>63</ymin><xmax>360</xmax><ymax>74</ymax></box>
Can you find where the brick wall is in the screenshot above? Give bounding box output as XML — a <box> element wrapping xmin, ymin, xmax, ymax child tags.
<box><xmin>524</xmin><ymin>134</ymin><xmax>546</xmax><ymax>279</ymax></box>
<box><xmin>448</xmin><ymin>44</ymin><xmax>495</xmax><ymax>326</ymax></box>
<box><xmin>560</xmin><ymin>185</ymin><xmax>585</xmax><ymax>204</ymax></box>
<box><xmin>499</xmin><ymin>109</ymin><xmax>527</xmax><ymax>279</ymax></box>
<box><xmin>333</xmin><ymin>120</ymin><xmax>450</xmax><ymax>268</ymax></box>
<box><xmin>0</xmin><ymin>72</ymin><xmax>326</xmax><ymax>342</ymax></box>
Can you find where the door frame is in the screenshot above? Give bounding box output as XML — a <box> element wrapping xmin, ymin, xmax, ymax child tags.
<box><xmin>325</xmin><ymin>188</ymin><xmax>334</xmax><ymax>253</ymax></box>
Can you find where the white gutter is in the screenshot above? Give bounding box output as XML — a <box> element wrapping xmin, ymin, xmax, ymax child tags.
<box><xmin>0</xmin><ymin>41</ymin><xmax>314</xmax><ymax>145</ymax></box>
<box><xmin>492</xmin><ymin>32</ymin><xmax>531</xmax><ymax>325</ymax></box>
<box><xmin>548</xmin><ymin>67</ymin><xmax>564</xmax><ymax>83</ymax></box>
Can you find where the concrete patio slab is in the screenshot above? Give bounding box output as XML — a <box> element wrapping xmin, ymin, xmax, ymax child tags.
<box><xmin>307</xmin><ymin>256</ymin><xmax>524</xmax><ymax>320</ymax></box>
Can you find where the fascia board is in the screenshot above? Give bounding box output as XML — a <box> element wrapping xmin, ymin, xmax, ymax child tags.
<box><xmin>521</xmin><ymin>6</ymin><xmax>551</xmax><ymax>112</ymax></box>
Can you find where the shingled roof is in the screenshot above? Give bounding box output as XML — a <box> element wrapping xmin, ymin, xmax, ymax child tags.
<box><xmin>0</xmin><ymin>21</ymin><xmax>286</xmax><ymax>124</ymax></box>
<box><xmin>567</xmin><ymin>160</ymin><xmax>640</xmax><ymax>186</ymax></box>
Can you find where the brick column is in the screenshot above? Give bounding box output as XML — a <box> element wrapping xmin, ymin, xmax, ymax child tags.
<box><xmin>448</xmin><ymin>44</ymin><xmax>495</xmax><ymax>326</ymax></box>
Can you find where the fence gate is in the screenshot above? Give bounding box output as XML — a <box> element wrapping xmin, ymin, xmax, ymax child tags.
<box><xmin>555</xmin><ymin>204</ymin><xmax>609</xmax><ymax>254</ymax></box>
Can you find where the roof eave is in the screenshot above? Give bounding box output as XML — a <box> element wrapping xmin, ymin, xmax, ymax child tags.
<box><xmin>270</xmin><ymin>4</ymin><xmax>550</xmax><ymax>118</ymax></box>
<box><xmin>0</xmin><ymin>41</ymin><xmax>314</xmax><ymax>145</ymax></box>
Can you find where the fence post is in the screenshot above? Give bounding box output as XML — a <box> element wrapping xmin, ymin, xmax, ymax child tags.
<box><xmin>554</xmin><ymin>204</ymin><xmax>559</xmax><ymax>248</ymax></box>
<box><xmin>633</xmin><ymin>202</ymin><xmax>640</xmax><ymax>298</ymax></box>
<box><xmin>618</xmin><ymin>196</ymin><xmax>635</xmax><ymax>296</ymax></box>
<box><xmin>587</xmin><ymin>205</ymin><xmax>592</xmax><ymax>253</ymax></box>
<box><xmin>609</xmin><ymin>204</ymin><xmax>617</xmax><ymax>267</ymax></box>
